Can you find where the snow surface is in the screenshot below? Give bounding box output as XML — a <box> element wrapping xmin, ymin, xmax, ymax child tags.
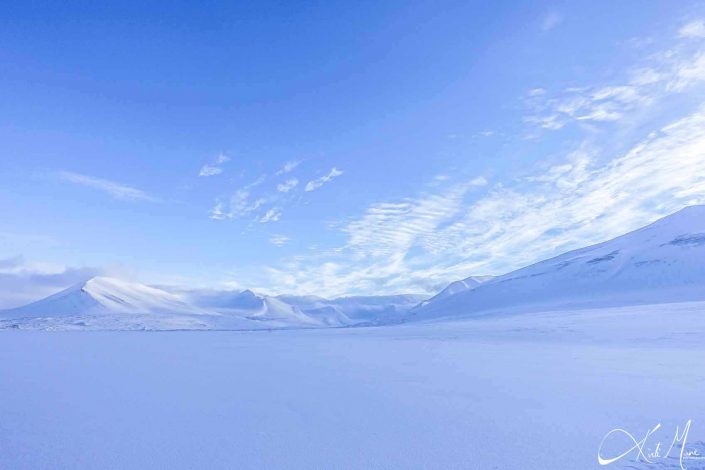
<box><xmin>1</xmin><ymin>301</ymin><xmax>705</xmax><ymax>469</ymax></box>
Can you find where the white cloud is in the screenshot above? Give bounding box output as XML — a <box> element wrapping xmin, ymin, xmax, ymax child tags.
<box><xmin>199</xmin><ymin>153</ymin><xmax>230</xmax><ymax>177</ymax></box>
<box><xmin>199</xmin><ymin>165</ymin><xmax>223</xmax><ymax>177</ymax></box>
<box><xmin>679</xmin><ymin>19</ymin><xmax>705</xmax><ymax>39</ymax></box>
<box><xmin>667</xmin><ymin>52</ymin><xmax>705</xmax><ymax>92</ymax></box>
<box><xmin>541</xmin><ymin>12</ymin><xmax>563</xmax><ymax>31</ymax></box>
<box><xmin>270</xmin><ymin>235</ymin><xmax>289</xmax><ymax>246</ymax></box>
<box><xmin>59</xmin><ymin>171</ymin><xmax>156</xmax><ymax>202</ymax></box>
<box><xmin>217</xmin><ymin>18</ymin><xmax>705</xmax><ymax>296</ymax></box>
<box><xmin>629</xmin><ymin>68</ymin><xmax>662</xmax><ymax>86</ymax></box>
<box><xmin>276</xmin><ymin>160</ymin><xmax>301</xmax><ymax>175</ymax></box>
<box><xmin>209</xmin><ymin>200</ymin><xmax>228</xmax><ymax>220</ymax></box>
<box><xmin>262</xmin><ymin>108</ymin><xmax>705</xmax><ymax>297</ymax></box>
<box><xmin>259</xmin><ymin>208</ymin><xmax>282</xmax><ymax>224</ymax></box>
<box><xmin>525</xmin><ymin>28</ymin><xmax>705</xmax><ymax>132</ymax></box>
<box><xmin>470</xmin><ymin>176</ymin><xmax>488</xmax><ymax>187</ymax></box>
<box><xmin>209</xmin><ymin>175</ymin><xmax>266</xmax><ymax>220</ymax></box>
<box><xmin>277</xmin><ymin>178</ymin><xmax>299</xmax><ymax>193</ymax></box>
<box><xmin>304</xmin><ymin>167</ymin><xmax>343</xmax><ymax>192</ymax></box>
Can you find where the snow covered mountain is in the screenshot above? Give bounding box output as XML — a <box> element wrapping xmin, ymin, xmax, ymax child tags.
<box><xmin>421</xmin><ymin>275</ymin><xmax>494</xmax><ymax>306</ymax></box>
<box><xmin>0</xmin><ymin>276</ymin><xmax>205</xmax><ymax>318</ymax></box>
<box><xmin>184</xmin><ymin>289</ymin><xmax>327</xmax><ymax>326</ymax></box>
<box><xmin>6</xmin><ymin>205</ymin><xmax>704</xmax><ymax>330</ymax></box>
<box><xmin>0</xmin><ymin>278</ymin><xmax>328</xmax><ymax>330</ymax></box>
<box><xmin>280</xmin><ymin>293</ymin><xmax>427</xmax><ymax>325</ymax></box>
<box><xmin>0</xmin><ymin>278</ymin><xmax>424</xmax><ymax>330</ymax></box>
<box><xmin>412</xmin><ymin>205</ymin><xmax>705</xmax><ymax>320</ymax></box>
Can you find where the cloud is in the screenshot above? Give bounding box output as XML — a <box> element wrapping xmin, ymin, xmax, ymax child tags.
<box><xmin>208</xmin><ymin>17</ymin><xmax>705</xmax><ymax>296</ymax></box>
<box><xmin>209</xmin><ymin>175</ymin><xmax>266</xmax><ymax>220</ymax></box>
<box><xmin>524</xmin><ymin>22</ymin><xmax>705</xmax><ymax>133</ymax></box>
<box><xmin>277</xmin><ymin>178</ymin><xmax>299</xmax><ymax>193</ymax></box>
<box><xmin>209</xmin><ymin>192</ymin><xmax>266</xmax><ymax>220</ymax></box>
<box><xmin>679</xmin><ymin>19</ymin><xmax>705</xmax><ymax>38</ymax></box>
<box><xmin>209</xmin><ymin>200</ymin><xmax>228</xmax><ymax>220</ymax></box>
<box><xmin>541</xmin><ymin>12</ymin><xmax>563</xmax><ymax>31</ymax></box>
<box><xmin>0</xmin><ymin>256</ymin><xmax>102</xmax><ymax>309</ymax></box>
<box><xmin>304</xmin><ymin>167</ymin><xmax>343</xmax><ymax>192</ymax></box>
<box><xmin>470</xmin><ymin>176</ymin><xmax>488</xmax><ymax>187</ymax></box>
<box><xmin>262</xmin><ymin>106</ymin><xmax>705</xmax><ymax>297</ymax></box>
<box><xmin>199</xmin><ymin>153</ymin><xmax>230</xmax><ymax>177</ymax></box>
<box><xmin>276</xmin><ymin>160</ymin><xmax>301</xmax><ymax>175</ymax></box>
<box><xmin>59</xmin><ymin>171</ymin><xmax>156</xmax><ymax>202</ymax></box>
<box><xmin>259</xmin><ymin>208</ymin><xmax>282</xmax><ymax>224</ymax></box>
<box><xmin>199</xmin><ymin>166</ymin><xmax>223</xmax><ymax>177</ymax></box>
<box><xmin>270</xmin><ymin>235</ymin><xmax>289</xmax><ymax>246</ymax></box>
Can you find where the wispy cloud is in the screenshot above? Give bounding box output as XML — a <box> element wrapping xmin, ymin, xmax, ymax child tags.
<box><xmin>209</xmin><ymin>175</ymin><xmax>266</xmax><ymax>220</ymax></box>
<box><xmin>469</xmin><ymin>176</ymin><xmax>488</xmax><ymax>187</ymax></box>
<box><xmin>259</xmin><ymin>208</ymin><xmax>282</xmax><ymax>224</ymax></box>
<box><xmin>541</xmin><ymin>11</ymin><xmax>563</xmax><ymax>31</ymax></box>
<box><xmin>263</xmin><ymin>104</ymin><xmax>705</xmax><ymax>297</ymax></box>
<box><xmin>679</xmin><ymin>19</ymin><xmax>705</xmax><ymax>39</ymax></box>
<box><xmin>525</xmin><ymin>21</ymin><xmax>705</xmax><ymax>132</ymax></box>
<box><xmin>277</xmin><ymin>178</ymin><xmax>299</xmax><ymax>193</ymax></box>
<box><xmin>59</xmin><ymin>171</ymin><xmax>156</xmax><ymax>202</ymax></box>
<box><xmin>276</xmin><ymin>160</ymin><xmax>301</xmax><ymax>175</ymax></box>
<box><xmin>270</xmin><ymin>234</ymin><xmax>289</xmax><ymax>246</ymax></box>
<box><xmin>218</xmin><ymin>18</ymin><xmax>705</xmax><ymax>297</ymax></box>
<box><xmin>305</xmin><ymin>167</ymin><xmax>343</xmax><ymax>192</ymax></box>
<box><xmin>199</xmin><ymin>153</ymin><xmax>230</xmax><ymax>177</ymax></box>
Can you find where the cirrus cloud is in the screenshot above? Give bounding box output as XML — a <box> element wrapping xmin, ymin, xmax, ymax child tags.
<box><xmin>305</xmin><ymin>167</ymin><xmax>343</xmax><ymax>192</ymax></box>
<box><xmin>59</xmin><ymin>171</ymin><xmax>157</xmax><ymax>202</ymax></box>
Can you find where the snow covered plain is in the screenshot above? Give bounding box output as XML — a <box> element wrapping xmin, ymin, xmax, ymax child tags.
<box><xmin>2</xmin><ymin>301</ymin><xmax>705</xmax><ymax>470</ymax></box>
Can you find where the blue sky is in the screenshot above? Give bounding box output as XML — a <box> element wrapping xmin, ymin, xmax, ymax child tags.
<box><xmin>3</xmin><ymin>1</ymin><xmax>705</xmax><ymax>306</ymax></box>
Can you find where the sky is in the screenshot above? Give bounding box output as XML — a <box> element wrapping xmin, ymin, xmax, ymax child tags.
<box><xmin>2</xmin><ymin>1</ymin><xmax>705</xmax><ymax>307</ymax></box>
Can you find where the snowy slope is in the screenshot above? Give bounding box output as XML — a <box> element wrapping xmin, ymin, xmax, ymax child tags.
<box><xmin>413</xmin><ymin>205</ymin><xmax>705</xmax><ymax>320</ymax></box>
<box><xmin>282</xmin><ymin>293</ymin><xmax>427</xmax><ymax>325</ymax></box>
<box><xmin>328</xmin><ymin>294</ymin><xmax>427</xmax><ymax>324</ymax></box>
<box><xmin>420</xmin><ymin>275</ymin><xmax>494</xmax><ymax>306</ymax></box>
<box><xmin>184</xmin><ymin>289</ymin><xmax>331</xmax><ymax>327</ymax></box>
<box><xmin>0</xmin><ymin>279</ymin><xmax>326</xmax><ymax>330</ymax></box>
<box><xmin>0</xmin><ymin>276</ymin><xmax>205</xmax><ymax>318</ymax></box>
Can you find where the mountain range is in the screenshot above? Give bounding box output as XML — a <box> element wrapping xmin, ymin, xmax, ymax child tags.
<box><xmin>2</xmin><ymin>205</ymin><xmax>704</xmax><ymax>329</ymax></box>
